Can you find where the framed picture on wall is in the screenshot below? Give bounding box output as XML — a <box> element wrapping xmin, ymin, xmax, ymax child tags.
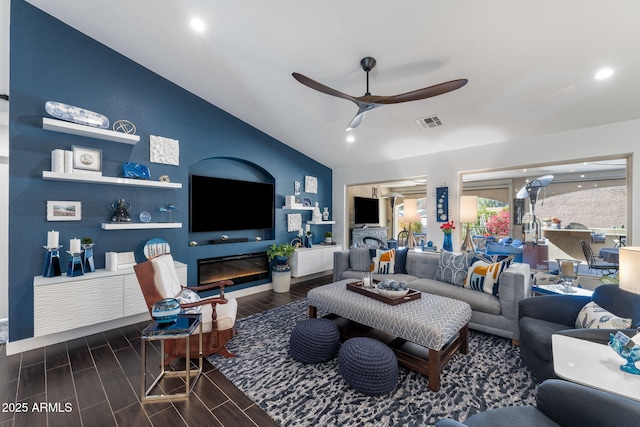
<box><xmin>72</xmin><ymin>146</ymin><xmax>102</xmax><ymax>172</ymax></box>
<box><xmin>47</xmin><ymin>201</ymin><xmax>82</xmax><ymax>221</ymax></box>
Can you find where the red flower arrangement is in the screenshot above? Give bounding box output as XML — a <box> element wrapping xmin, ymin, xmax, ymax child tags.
<box><xmin>440</xmin><ymin>220</ymin><xmax>455</xmax><ymax>234</ymax></box>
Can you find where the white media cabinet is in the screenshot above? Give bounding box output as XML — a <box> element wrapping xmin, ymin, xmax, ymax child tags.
<box><xmin>290</xmin><ymin>244</ymin><xmax>342</xmax><ymax>278</ymax></box>
<box><xmin>32</xmin><ymin>261</ymin><xmax>187</xmax><ymax>337</ymax></box>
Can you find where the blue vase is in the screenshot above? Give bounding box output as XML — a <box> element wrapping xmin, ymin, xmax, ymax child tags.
<box><xmin>305</xmin><ymin>235</ymin><xmax>313</xmax><ymax>248</ymax></box>
<box><xmin>443</xmin><ymin>233</ymin><xmax>453</xmax><ymax>252</ymax></box>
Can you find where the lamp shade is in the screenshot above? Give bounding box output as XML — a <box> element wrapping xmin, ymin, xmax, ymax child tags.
<box><xmin>460</xmin><ymin>196</ymin><xmax>478</xmax><ymax>224</ymax></box>
<box><xmin>619</xmin><ymin>247</ymin><xmax>640</xmax><ymax>295</ymax></box>
<box><xmin>403</xmin><ymin>199</ymin><xmax>420</xmax><ymax>223</ymax></box>
<box><xmin>382</xmin><ymin>191</ymin><xmax>405</xmax><ymax>199</ymax></box>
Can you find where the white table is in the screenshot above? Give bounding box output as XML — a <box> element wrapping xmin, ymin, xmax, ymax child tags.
<box><xmin>552</xmin><ymin>334</ymin><xmax>640</xmax><ymax>402</ymax></box>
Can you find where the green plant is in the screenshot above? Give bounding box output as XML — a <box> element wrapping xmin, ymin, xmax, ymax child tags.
<box><xmin>324</xmin><ymin>231</ymin><xmax>332</xmax><ymax>238</ymax></box>
<box><xmin>306</xmin><ymin>230</ymin><xmax>313</xmax><ymax>236</ymax></box>
<box><xmin>81</xmin><ymin>237</ymin><xmax>93</xmax><ymax>245</ymax></box>
<box><xmin>266</xmin><ymin>243</ymin><xmax>295</xmax><ymax>261</ymax></box>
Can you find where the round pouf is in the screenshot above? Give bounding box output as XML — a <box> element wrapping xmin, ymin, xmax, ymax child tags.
<box><xmin>289</xmin><ymin>318</ymin><xmax>340</xmax><ymax>364</ymax></box>
<box><xmin>338</xmin><ymin>337</ymin><xmax>398</xmax><ymax>396</ymax></box>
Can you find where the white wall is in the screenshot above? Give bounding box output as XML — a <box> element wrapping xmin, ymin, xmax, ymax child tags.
<box><xmin>333</xmin><ymin>119</ymin><xmax>640</xmax><ymax>250</ymax></box>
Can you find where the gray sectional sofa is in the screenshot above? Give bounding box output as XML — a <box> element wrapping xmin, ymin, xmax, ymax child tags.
<box><xmin>333</xmin><ymin>249</ymin><xmax>531</xmax><ymax>342</ymax></box>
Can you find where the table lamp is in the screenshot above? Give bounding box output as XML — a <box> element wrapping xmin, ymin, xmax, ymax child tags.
<box><xmin>619</xmin><ymin>247</ymin><xmax>640</xmax><ymax>295</ymax></box>
<box><xmin>403</xmin><ymin>199</ymin><xmax>420</xmax><ymax>248</ymax></box>
<box><xmin>460</xmin><ymin>196</ymin><xmax>478</xmax><ymax>252</ymax></box>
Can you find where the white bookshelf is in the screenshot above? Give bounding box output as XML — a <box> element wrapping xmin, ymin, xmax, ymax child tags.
<box><xmin>43</xmin><ymin>117</ymin><xmax>140</xmax><ymax>144</ymax></box>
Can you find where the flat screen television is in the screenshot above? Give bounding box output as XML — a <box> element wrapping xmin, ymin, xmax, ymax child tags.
<box><xmin>353</xmin><ymin>196</ymin><xmax>380</xmax><ymax>225</ymax></box>
<box><xmin>190</xmin><ymin>175</ymin><xmax>275</xmax><ymax>232</ymax></box>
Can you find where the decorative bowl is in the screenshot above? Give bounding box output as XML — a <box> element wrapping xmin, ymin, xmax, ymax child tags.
<box><xmin>375</xmin><ymin>288</ymin><xmax>409</xmax><ymax>298</ymax></box>
<box><xmin>152</xmin><ymin>298</ymin><xmax>180</xmax><ymax>324</ymax></box>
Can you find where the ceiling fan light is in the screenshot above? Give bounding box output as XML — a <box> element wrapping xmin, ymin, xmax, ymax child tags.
<box><xmin>594</xmin><ymin>68</ymin><xmax>613</xmax><ymax>80</ymax></box>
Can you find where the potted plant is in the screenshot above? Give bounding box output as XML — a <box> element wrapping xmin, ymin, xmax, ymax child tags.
<box><xmin>81</xmin><ymin>237</ymin><xmax>95</xmax><ymax>272</ymax></box>
<box><xmin>305</xmin><ymin>230</ymin><xmax>313</xmax><ymax>248</ymax></box>
<box><xmin>324</xmin><ymin>231</ymin><xmax>332</xmax><ymax>243</ymax></box>
<box><xmin>266</xmin><ymin>243</ymin><xmax>295</xmax><ymax>266</ymax></box>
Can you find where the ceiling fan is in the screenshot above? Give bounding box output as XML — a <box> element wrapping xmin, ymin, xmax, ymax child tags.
<box><xmin>292</xmin><ymin>57</ymin><xmax>468</xmax><ymax>130</ymax></box>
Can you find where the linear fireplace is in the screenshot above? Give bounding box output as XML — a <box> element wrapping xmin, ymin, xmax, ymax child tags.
<box><xmin>198</xmin><ymin>252</ymin><xmax>269</xmax><ymax>287</ymax></box>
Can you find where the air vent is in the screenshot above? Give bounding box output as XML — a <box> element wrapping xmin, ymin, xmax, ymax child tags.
<box><xmin>416</xmin><ymin>115</ymin><xmax>443</xmax><ymax>130</ymax></box>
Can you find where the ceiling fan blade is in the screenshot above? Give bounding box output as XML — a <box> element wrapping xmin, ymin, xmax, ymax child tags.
<box><xmin>374</xmin><ymin>79</ymin><xmax>468</xmax><ymax>105</ymax></box>
<box><xmin>346</xmin><ymin>111</ymin><xmax>367</xmax><ymax>131</ymax></box>
<box><xmin>292</xmin><ymin>72</ymin><xmax>359</xmax><ymax>104</ymax></box>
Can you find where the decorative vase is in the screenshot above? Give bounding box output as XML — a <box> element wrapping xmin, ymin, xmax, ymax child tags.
<box><xmin>442</xmin><ymin>233</ymin><xmax>453</xmax><ymax>252</ymax></box>
<box><xmin>110</xmin><ymin>199</ymin><xmax>132</xmax><ymax>222</ymax></box>
<box><xmin>305</xmin><ymin>235</ymin><xmax>313</xmax><ymax>248</ymax></box>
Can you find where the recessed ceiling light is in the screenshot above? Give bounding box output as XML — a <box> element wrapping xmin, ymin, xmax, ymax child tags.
<box><xmin>594</xmin><ymin>68</ymin><xmax>614</xmax><ymax>80</ymax></box>
<box><xmin>522</xmin><ymin>169</ymin><xmax>527</xmax><ymax>173</ymax></box>
<box><xmin>580</xmin><ymin>174</ymin><xmax>585</xmax><ymax>178</ymax></box>
<box><xmin>577</xmin><ymin>185</ymin><xmax>583</xmax><ymax>188</ymax></box>
<box><xmin>190</xmin><ymin>18</ymin><xmax>206</xmax><ymax>32</ymax></box>
<box><xmin>346</xmin><ymin>135</ymin><xmax>355</xmax><ymax>143</ymax></box>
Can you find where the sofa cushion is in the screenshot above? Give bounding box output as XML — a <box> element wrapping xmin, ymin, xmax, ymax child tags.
<box><xmin>406</xmin><ymin>251</ymin><xmax>440</xmax><ymax>279</ymax></box>
<box><xmin>410</xmin><ymin>278</ymin><xmax>502</xmax><ymax>315</ymax></box>
<box><xmin>464</xmin><ymin>256</ymin><xmax>514</xmax><ymax>296</ymax></box>
<box><xmin>372</xmin><ymin>248</ymin><xmax>396</xmax><ymax>274</ymax></box>
<box><xmin>434</xmin><ymin>251</ymin><xmax>475</xmax><ymax>286</ymax></box>
<box><xmin>394</xmin><ymin>248</ymin><xmax>409</xmax><ymax>274</ymax></box>
<box><xmin>575</xmin><ymin>301</ymin><xmax>632</xmax><ymax>329</ymax></box>
<box><xmin>350</xmin><ymin>247</ymin><xmax>373</xmax><ymax>272</ymax></box>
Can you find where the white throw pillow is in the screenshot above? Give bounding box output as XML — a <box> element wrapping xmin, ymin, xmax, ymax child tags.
<box><xmin>176</xmin><ymin>288</ymin><xmax>202</xmax><ymax>314</ymax></box>
<box><xmin>575</xmin><ymin>301</ymin><xmax>632</xmax><ymax>329</ymax></box>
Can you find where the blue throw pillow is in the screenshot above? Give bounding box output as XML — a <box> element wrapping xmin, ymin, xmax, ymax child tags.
<box><xmin>394</xmin><ymin>248</ymin><xmax>409</xmax><ymax>274</ymax></box>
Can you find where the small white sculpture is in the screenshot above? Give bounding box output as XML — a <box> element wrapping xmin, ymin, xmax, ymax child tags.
<box><xmin>322</xmin><ymin>207</ymin><xmax>330</xmax><ymax>221</ymax></box>
<box><xmin>312</xmin><ymin>202</ymin><xmax>322</xmax><ymax>222</ymax></box>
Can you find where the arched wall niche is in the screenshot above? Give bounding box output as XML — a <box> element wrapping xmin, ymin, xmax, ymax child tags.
<box><xmin>189</xmin><ymin>156</ymin><xmax>275</xmax><ymax>184</ymax></box>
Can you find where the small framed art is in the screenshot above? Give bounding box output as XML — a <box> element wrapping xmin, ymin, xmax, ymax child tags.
<box><xmin>47</xmin><ymin>201</ymin><xmax>82</xmax><ymax>221</ymax></box>
<box><xmin>72</xmin><ymin>146</ymin><xmax>102</xmax><ymax>172</ymax></box>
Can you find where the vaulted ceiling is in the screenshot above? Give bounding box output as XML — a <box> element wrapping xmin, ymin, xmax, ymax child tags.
<box><xmin>21</xmin><ymin>1</ymin><xmax>640</xmax><ymax>169</ymax></box>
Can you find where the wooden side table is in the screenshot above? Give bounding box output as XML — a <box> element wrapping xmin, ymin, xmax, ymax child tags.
<box><xmin>141</xmin><ymin>314</ymin><xmax>202</xmax><ymax>402</ymax></box>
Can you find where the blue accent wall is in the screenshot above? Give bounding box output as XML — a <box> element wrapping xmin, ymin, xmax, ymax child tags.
<box><xmin>8</xmin><ymin>1</ymin><xmax>332</xmax><ymax>342</ymax></box>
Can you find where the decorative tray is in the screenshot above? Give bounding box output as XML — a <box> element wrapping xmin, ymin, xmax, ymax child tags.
<box><xmin>346</xmin><ymin>281</ymin><xmax>421</xmax><ymax>306</ymax></box>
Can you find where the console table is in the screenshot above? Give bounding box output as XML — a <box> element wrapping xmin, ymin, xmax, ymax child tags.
<box><xmin>290</xmin><ymin>245</ymin><xmax>342</xmax><ymax>277</ymax></box>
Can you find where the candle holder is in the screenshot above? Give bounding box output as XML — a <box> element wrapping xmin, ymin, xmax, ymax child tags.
<box><xmin>67</xmin><ymin>251</ymin><xmax>85</xmax><ymax>277</ymax></box>
<box><xmin>42</xmin><ymin>246</ymin><xmax>63</xmax><ymax>277</ymax></box>
<box><xmin>82</xmin><ymin>244</ymin><xmax>95</xmax><ymax>273</ymax></box>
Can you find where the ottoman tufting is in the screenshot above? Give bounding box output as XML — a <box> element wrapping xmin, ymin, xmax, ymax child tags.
<box><xmin>338</xmin><ymin>337</ymin><xmax>398</xmax><ymax>396</ymax></box>
<box><xmin>289</xmin><ymin>318</ymin><xmax>340</xmax><ymax>364</ymax></box>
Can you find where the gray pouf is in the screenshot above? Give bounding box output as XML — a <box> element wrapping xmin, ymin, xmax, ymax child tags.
<box><xmin>289</xmin><ymin>318</ymin><xmax>340</xmax><ymax>364</ymax></box>
<box><xmin>338</xmin><ymin>337</ymin><xmax>398</xmax><ymax>396</ymax></box>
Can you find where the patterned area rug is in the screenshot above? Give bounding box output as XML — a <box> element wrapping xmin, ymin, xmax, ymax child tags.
<box><xmin>208</xmin><ymin>299</ymin><xmax>537</xmax><ymax>426</ymax></box>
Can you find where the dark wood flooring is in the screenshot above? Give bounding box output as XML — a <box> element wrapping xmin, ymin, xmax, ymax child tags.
<box><xmin>0</xmin><ymin>276</ymin><xmax>330</xmax><ymax>427</ymax></box>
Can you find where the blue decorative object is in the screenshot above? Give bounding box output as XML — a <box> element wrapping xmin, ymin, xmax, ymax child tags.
<box><xmin>436</xmin><ymin>186</ymin><xmax>449</xmax><ymax>222</ymax></box>
<box><xmin>609</xmin><ymin>332</ymin><xmax>640</xmax><ymax>375</ymax></box>
<box><xmin>338</xmin><ymin>337</ymin><xmax>398</xmax><ymax>395</ymax></box>
<box><xmin>66</xmin><ymin>251</ymin><xmax>84</xmax><ymax>277</ymax></box>
<box><xmin>152</xmin><ymin>298</ymin><xmax>181</xmax><ymax>324</ymax></box>
<box><xmin>45</xmin><ymin>101</ymin><xmax>110</xmax><ymax>128</ymax></box>
<box><xmin>42</xmin><ymin>246</ymin><xmax>62</xmax><ymax>277</ymax></box>
<box><xmin>304</xmin><ymin>234</ymin><xmax>312</xmax><ymax>248</ymax></box>
<box><xmin>289</xmin><ymin>318</ymin><xmax>340</xmax><ymax>364</ymax></box>
<box><xmin>110</xmin><ymin>199</ymin><xmax>132</xmax><ymax>222</ymax></box>
<box><xmin>123</xmin><ymin>162</ymin><xmax>151</xmax><ymax>180</ymax></box>
<box><xmin>82</xmin><ymin>244</ymin><xmax>95</xmax><ymax>273</ymax></box>
<box><xmin>443</xmin><ymin>233</ymin><xmax>453</xmax><ymax>252</ymax></box>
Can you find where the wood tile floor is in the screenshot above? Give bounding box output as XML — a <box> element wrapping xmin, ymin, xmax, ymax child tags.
<box><xmin>0</xmin><ymin>276</ymin><xmax>331</xmax><ymax>427</ymax></box>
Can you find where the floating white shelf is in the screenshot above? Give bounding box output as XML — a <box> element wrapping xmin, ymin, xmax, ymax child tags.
<box><xmin>307</xmin><ymin>220</ymin><xmax>336</xmax><ymax>225</ymax></box>
<box><xmin>43</xmin><ymin>171</ymin><xmax>182</xmax><ymax>189</ymax></box>
<box><xmin>282</xmin><ymin>205</ymin><xmax>314</xmax><ymax>210</ymax></box>
<box><xmin>101</xmin><ymin>222</ymin><xmax>182</xmax><ymax>230</ymax></box>
<box><xmin>43</xmin><ymin>117</ymin><xmax>140</xmax><ymax>144</ymax></box>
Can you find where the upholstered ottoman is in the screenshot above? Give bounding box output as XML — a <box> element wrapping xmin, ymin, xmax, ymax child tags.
<box><xmin>289</xmin><ymin>318</ymin><xmax>340</xmax><ymax>364</ymax></box>
<box><xmin>338</xmin><ymin>337</ymin><xmax>398</xmax><ymax>396</ymax></box>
